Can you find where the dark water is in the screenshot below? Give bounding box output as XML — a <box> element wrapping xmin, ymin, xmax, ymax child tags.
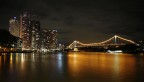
<box><xmin>0</xmin><ymin>52</ymin><xmax>144</xmax><ymax>82</ymax></box>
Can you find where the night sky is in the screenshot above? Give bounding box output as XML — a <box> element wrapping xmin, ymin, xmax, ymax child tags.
<box><xmin>0</xmin><ymin>0</ymin><xmax>144</xmax><ymax>44</ymax></box>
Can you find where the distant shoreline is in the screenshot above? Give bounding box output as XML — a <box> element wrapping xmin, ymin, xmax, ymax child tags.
<box><xmin>0</xmin><ymin>51</ymin><xmax>33</xmax><ymax>53</ymax></box>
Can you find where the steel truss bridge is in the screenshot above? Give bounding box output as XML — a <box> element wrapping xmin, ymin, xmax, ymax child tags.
<box><xmin>68</xmin><ymin>35</ymin><xmax>137</xmax><ymax>49</ymax></box>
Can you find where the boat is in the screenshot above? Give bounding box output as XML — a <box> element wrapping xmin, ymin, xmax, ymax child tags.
<box><xmin>107</xmin><ymin>50</ymin><xmax>123</xmax><ymax>53</ymax></box>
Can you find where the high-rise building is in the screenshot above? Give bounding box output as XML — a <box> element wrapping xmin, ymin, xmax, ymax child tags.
<box><xmin>41</xmin><ymin>29</ymin><xmax>49</xmax><ymax>51</ymax></box>
<box><xmin>20</xmin><ymin>12</ymin><xmax>32</xmax><ymax>50</ymax></box>
<box><xmin>9</xmin><ymin>17</ymin><xmax>20</xmax><ymax>37</ymax></box>
<box><xmin>31</xmin><ymin>20</ymin><xmax>41</xmax><ymax>51</ymax></box>
<box><xmin>20</xmin><ymin>12</ymin><xmax>41</xmax><ymax>50</ymax></box>
<box><xmin>48</xmin><ymin>30</ymin><xmax>58</xmax><ymax>49</ymax></box>
<box><xmin>41</xmin><ymin>29</ymin><xmax>57</xmax><ymax>52</ymax></box>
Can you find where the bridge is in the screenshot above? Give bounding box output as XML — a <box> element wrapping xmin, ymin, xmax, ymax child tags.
<box><xmin>67</xmin><ymin>35</ymin><xmax>138</xmax><ymax>52</ymax></box>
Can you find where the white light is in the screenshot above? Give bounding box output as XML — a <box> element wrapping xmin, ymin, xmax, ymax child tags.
<box><xmin>68</xmin><ymin>35</ymin><xmax>136</xmax><ymax>49</ymax></box>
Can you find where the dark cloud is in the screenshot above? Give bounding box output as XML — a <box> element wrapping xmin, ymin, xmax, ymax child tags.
<box><xmin>0</xmin><ymin>0</ymin><xmax>144</xmax><ymax>44</ymax></box>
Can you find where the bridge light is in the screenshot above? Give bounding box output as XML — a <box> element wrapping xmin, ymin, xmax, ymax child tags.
<box><xmin>68</xmin><ymin>35</ymin><xmax>136</xmax><ymax>48</ymax></box>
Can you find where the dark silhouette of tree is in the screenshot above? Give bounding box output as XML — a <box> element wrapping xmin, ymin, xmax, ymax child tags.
<box><xmin>0</xmin><ymin>29</ymin><xmax>18</xmax><ymax>48</ymax></box>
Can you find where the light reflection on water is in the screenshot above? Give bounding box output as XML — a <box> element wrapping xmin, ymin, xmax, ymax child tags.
<box><xmin>0</xmin><ymin>52</ymin><xmax>144</xmax><ymax>82</ymax></box>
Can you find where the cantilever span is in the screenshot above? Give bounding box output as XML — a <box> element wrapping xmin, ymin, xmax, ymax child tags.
<box><xmin>68</xmin><ymin>35</ymin><xmax>137</xmax><ymax>49</ymax></box>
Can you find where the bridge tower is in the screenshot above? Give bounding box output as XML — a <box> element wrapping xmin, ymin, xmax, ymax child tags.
<box><xmin>114</xmin><ymin>35</ymin><xmax>117</xmax><ymax>44</ymax></box>
<box><xmin>73</xmin><ymin>40</ymin><xmax>78</xmax><ymax>52</ymax></box>
<box><xmin>74</xmin><ymin>40</ymin><xmax>77</xmax><ymax>47</ymax></box>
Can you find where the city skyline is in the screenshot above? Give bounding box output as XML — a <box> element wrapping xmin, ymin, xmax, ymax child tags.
<box><xmin>0</xmin><ymin>0</ymin><xmax>144</xmax><ymax>44</ymax></box>
<box><xmin>8</xmin><ymin>12</ymin><xmax>58</xmax><ymax>51</ymax></box>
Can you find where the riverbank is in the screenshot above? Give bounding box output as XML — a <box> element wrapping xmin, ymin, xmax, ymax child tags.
<box><xmin>0</xmin><ymin>50</ymin><xmax>33</xmax><ymax>53</ymax></box>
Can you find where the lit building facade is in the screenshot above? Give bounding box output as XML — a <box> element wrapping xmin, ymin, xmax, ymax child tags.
<box><xmin>41</xmin><ymin>29</ymin><xmax>49</xmax><ymax>51</ymax></box>
<box><xmin>20</xmin><ymin>12</ymin><xmax>32</xmax><ymax>50</ymax></box>
<box><xmin>9</xmin><ymin>17</ymin><xmax>22</xmax><ymax>49</ymax></box>
<box><xmin>20</xmin><ymin>12</ymin><xmax>41</xmax><ymax>50</ymax></box>
<box><xmin>9</xmin><ymin>17</ymin><xmax>20</xmax><ymax>37</ymax></box>
<box><xmin>31</xmin><ymin>20</ymin><xmax>41</xmax><ymax>51</ymax></box>
<box><xmin>41</xmin><ymin>29</ymin><xmax>58</xmax><ymax>51</ymax></box>
<box><xmin>48</xmin><ymin>30</ymin><xmax>58</xmax><ymax>49</ymax></box>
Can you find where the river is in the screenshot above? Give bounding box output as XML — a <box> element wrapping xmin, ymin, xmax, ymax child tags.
<box><xmin>0</xmin><ymin>52</ymin><xmax>144</xmax><ymax>82</ymax></box>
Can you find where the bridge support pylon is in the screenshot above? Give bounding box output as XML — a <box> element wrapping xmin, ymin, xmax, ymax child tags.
<box><xmin>74</xmin><ymin>47</ymin><xmax>78</xmax><ymax>52</ymax></box>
